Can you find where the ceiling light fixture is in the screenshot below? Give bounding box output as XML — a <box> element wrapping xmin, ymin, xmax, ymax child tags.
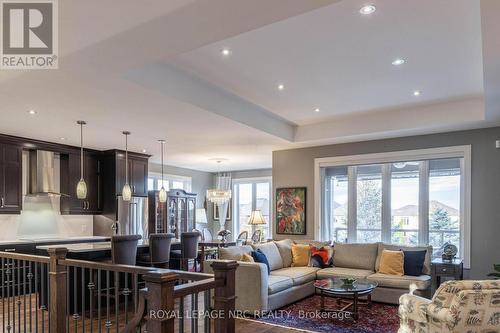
<box><xmin>76</xmin><ymin>121</ymin><xmax>87</xmax><ymax>200</ymax></box>
<box><xmin>360</xmin><ymin>5</ymin><xmax>376</xmax><ymax>15</ymax></box>
<box><xmin>122</xmin><ymin>131</ymin><xmax>132</xmax><ymax>201</ymax></box>
<box><xmin>413</xmin><ymin>90</ymin><xmax>422</xmax><ymax>96</ymax></box>
<box><xmin>221</xmin><ymin>48</ymin><xmax>231</xmax><ymax>57</ymax></box>
<box><xmin>277</xmin><ymin>84</ymin><xmax>285</xmax><ymax>91</ymax></box>
<box><xmin>314</xmin><ymin>108</ymin><xmax>320</xmax><ymax>113</ymax></box>
<box><xmin>158</xmin><ymin>140</ymin><xmax>167</xmax><ymax>203</ymax></box>
<box><xmin>27</xmin><ymin>110</ymin><xmax>37</xmax><ymax>115</ymax></box>
<box><xmin>392</xmin><ymin>58</ymin><xmax>406</xmax><ymax>66</ymax></box>
<box><xmin>141</xmin><ymin>149</ymin><xmax>147</xmax><ymax>153</ymax></box>
<box><xmin>60</xmin><ymin>137</ymin><xmax>66</xmax><ymax>141</ymax></box>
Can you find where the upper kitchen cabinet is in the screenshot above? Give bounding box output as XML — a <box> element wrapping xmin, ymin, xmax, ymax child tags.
<box><xmin>0</xmin><ymin>143</ymin><xmax>22</xmax><ymax>214</ymax></box>
<box><xmin>101</xmin><ymin>150</ymin><xmax>149</xmax><ymax>219</ymax></box>
<box><xmin>60</xmin><ymin>152</ymin><xmax>102</xmax><ymax>215</ymax></box>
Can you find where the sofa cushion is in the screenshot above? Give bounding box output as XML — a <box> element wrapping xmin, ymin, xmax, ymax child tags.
<box><xmin>403</xmin><ymin>250</ymin><xmax>426</xmax><ymax>276</ymax></box>
<box><xmin>219</xmin><ymin>245</ymin><xmax>253</xmax><ymax>260</ymax></box>
<box><xmin>267</xmin><ymin>275</ymin><xmax>293</xmax><ymax>295</ymax></box>
<box><xmin>291</xmin><ymin>244</ymin><xmax>310</xmax><ymax>267</ymax></box>
<box><xmin>316</xmin><ymin>267</ymin><xmax>375</xmax><ymax>280</ymax></box>
<box><xmin>253</xmin><ymin>242</ymin><xmax>283</xmax><ymax>271</ymax></box>
<box><xmin>378</xmin><ymin>249</ymin><xmax>405</xmax><ymax>276</ymax></box>
<box><xmin>333</xmin><ymin>242</ymin><xmax>378</xmax><ymax>270</ymax></box>
<box><xmin>368</xmin><ymin>273</ymin><xmax>431</xmax><ymax>290</ymax></box>
<box><xmin>274</xmin><ymin>239</ymin><xmax>293</xmax><ymax>267</ymax></box>
<box><xmin>375</xmin><ymin>243</ymin><xmax>432</xmax><ymax>275</ymax></box>
<box><xmin>251</xmin><ymin>250</ymin><xmax>270</xmax><ymax>274</ymax></box>
<box><xmin>271</xmin><ymin>267</ymin><xmax>320</xmax><ymax>286</ymax></box>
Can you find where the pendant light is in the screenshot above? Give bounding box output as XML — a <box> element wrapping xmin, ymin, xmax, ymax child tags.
<box><xmin>206</xmin><ymin>160</ymin><xmax>232</xmax><ymax>205</ymax></box>
<box><xmin>122</xmin><ymin>131</ymin><xmax>132</xmax><ymax>201</ymax></box>
<box><xmin>76</xmin><ymin>120</ymin><xmax>87</xmax><ymax>199</ymax></box>
<box><xmin>158</xmin><ymin>139</ymin><xmax>167</xmax><ymax>203</ymax></box>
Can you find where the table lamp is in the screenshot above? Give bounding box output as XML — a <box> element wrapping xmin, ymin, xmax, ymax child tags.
<box><xmin>248</xmin><ymin>210</ymin><xmax>267</xmax><ymax>243</ymax></box>
<box><xmin>195</xmin><ymin>208</ymin><xmax>208</xmax><ymax>228</ymax></box>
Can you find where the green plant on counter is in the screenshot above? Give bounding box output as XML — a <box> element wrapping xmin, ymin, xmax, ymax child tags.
<box><xmin>488</xmin><ymin>264</ymin><xmax>500</xmax><ymax>279</ymax></box>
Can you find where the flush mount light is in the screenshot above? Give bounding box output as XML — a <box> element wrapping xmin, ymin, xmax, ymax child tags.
<box><xmin>27</xmin><ymin>110</ymin><xmax>37</xmax><ymax>115</ymax></box>
<box><xmin>360</xmin><ymin>5</ymin><xmax>376</xmax><ymax>15</ymax></box>
<box><xmin>392</xmin><ymin>58</ymin><xmax>406</xmax><ymax>66</ymax></box>
<box><xmin>314</xmin><ymin>108</ymin><xmax>320</xmax><ymax>113</ymax></box>
<box><xmin>413</xmin><ymin>90</ymin><xmax>422</xmax><ymax>96</ymax></box>
<box><xmin>221</xmin><ymin>48</ymin><xmax>232</xmax><ymax>57</ymax></box>
<box><xmin>277</xmin><ymin>84</ymin><xmax>285</xmax><ymax>91</ymax></box>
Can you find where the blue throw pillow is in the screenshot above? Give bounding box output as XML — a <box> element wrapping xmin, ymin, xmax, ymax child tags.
<box><xmin>251</xmin><ymin>249</ymin><xmax>270</xmax><ymax>274</ymax></box>
<box><xmin>402</xmin><ymin>250</ymin><xmax>427</xmax><ymax>276</ymax></box>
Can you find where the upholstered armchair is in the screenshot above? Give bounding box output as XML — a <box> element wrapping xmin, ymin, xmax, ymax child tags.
<box><xmin>398</xmin><ymin>280</ymin><xmax>500</xmax><ymax>333</ymax></box>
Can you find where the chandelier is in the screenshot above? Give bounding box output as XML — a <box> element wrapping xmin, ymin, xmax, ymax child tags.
<box><xmin>207</xmin><ymin>160</ymin><xmax>231</xmax><ymax>205</ymax></box>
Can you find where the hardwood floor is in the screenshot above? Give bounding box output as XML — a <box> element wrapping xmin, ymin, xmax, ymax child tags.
<box><xmin>0</xmin><ymin>293</ymin><xmax>302</xmax><ymax>333</ymax></box>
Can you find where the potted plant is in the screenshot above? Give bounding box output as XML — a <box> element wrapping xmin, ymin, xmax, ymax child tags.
<box><xmin>488</xmin><ymin>264</ymin><xmax>500</xmax><ymax>279</ymax></box>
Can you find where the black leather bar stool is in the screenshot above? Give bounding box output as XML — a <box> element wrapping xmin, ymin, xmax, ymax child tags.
<box><xmin>170</xmin><ymin>231</ymin><xmax>200</xmax><ymax>271</ymax></box>
<box><xmin>111</xmin><ymin>234</ymin><xmax>142</xmax><ymax>265</ymax></box>
<box><xmin>137</xmin><ymin>233</ymin><xmax>174</xmax><ymax>268</ymax></box>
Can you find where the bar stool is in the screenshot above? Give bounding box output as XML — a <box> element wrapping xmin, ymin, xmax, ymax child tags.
<box><xmin>111</xmin><ymin>234</ymin><xmax>142</xmax><ymax>265</ymax></box>
<box><xmin>170</xmin><ymin>231</ymin><xmax>200</xmax><ymax>271</ymax></box>
<box><xmin>137</xmin><ymin>233</ymin><xmax>174</xmax><ymax>268</ymax></box>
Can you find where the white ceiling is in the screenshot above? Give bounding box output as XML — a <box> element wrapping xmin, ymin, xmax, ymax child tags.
<box><xmin>0</xmin><ymin>0</ymin><xmax>499</xmax><ymax>172</ymax></box>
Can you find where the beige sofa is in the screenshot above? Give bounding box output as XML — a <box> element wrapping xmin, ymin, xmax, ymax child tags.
<box><xmin>204</xmin><ymin>240</ymin><xmax>432</xmax><ymax>313</ymax></box>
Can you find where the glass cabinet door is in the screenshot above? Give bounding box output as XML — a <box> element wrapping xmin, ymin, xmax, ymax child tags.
<box><xmin>187</xmin><ymin>199</ymin><xmax>195</xmax><ymax>231</ymax></box>
<box><xmin>168</xmin><ymin>198</ymin><xmax>178</xmax><ymax>238</ymax></box>
<box><xmin>177</xmin><ymin>198</ymin><xmax>187</xmax><ymax>233</ymax></box>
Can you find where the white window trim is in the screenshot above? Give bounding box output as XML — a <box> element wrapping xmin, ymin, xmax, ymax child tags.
<box><xmin>148</xmin><ymin>172</ymin><xmax>192</xmax><ymax>191</ymax></box>
<box><xmin>232</xmin><ymin>176</ymin><xmax>273</xmax><ymax>237</ymax></box>
<box><xmin>314</xmin><ymin>145</ymin><xmax>471</xmax><ymax>268</ymax></box>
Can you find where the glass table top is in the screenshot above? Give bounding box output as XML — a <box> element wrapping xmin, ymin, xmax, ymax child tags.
<box><xmin>314</xmin><ymin>278</ymin><xmax>378</xmax><ymax>293</ymax></box>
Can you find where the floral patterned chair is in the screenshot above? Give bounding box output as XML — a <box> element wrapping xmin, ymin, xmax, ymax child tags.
<box><xmin>398</xmin><ymin>280</ymin><xmax>500</xmax><ymax>333</ymax></box>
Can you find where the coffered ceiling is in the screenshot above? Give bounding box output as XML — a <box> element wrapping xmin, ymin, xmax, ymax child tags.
<box><xmin>0</xmin><ymin>0</ymin><xmax>498</xmax><ymax>171</ymax></box>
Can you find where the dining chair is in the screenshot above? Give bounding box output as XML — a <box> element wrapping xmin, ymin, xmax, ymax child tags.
<box><xmin>171</xmin><ymin>231</ymin><xmax>201</xmax><ymax>271</ymax></box>
<box><xmin>236</xmin><ymin>231</ymin><xmax>249</xmax><ymax>245</ymax></box>
<box><xmin>251</xmin><ymin>229</ymin><xmax>263</xmax><ymax>244</ymax></box>
<box><xmin>202</xmin><ymin>228</ymin><xmax>213</xmax><ymax>241</ymax></box>
<box><xmin>137</xmin><ymin>233</ymin><xmax>174</xmax><ymax>268</ymax></box>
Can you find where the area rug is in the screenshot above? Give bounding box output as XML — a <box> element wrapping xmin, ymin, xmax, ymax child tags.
<box><xmin>252</xmin><ymin>295</ymin><xmax>400</xmax><ymax>333</ymax></box>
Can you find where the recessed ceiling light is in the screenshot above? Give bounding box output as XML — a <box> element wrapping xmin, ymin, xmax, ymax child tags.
<box><xmin>142</xmin><ymin>149</ymin><xmax>147</xmax><ymax>153</ymax></box>
<box><xmin>277</xmin><ymin>84</ymin><xmax>285</xmax><ymax>91</ymax></box>
<box><xmin>413</xmin><ymin>90</ymin><xmax>422</xmax><ymax>96</ymax></box>
<box><xmin>392</xmin><ymin>58</ymin><xmax>406</xmax><ymax>66</ymax></box>
<box><xmin>27</xmin><ymin>110</ymin><xmax>37</xmax><ymax>115</ymax></box>
<box><xmin>314</xmin><ymin>108</ymin><xmax>320</xmax><ymax>113</ymax></box>
<box><xmin>360</xmin><ymin>5</ymin><xmax>376</xmax><ymax>15</ymax></box>
<box><xmin>221</xmin><ymin>48</ymin><xmax>231</xmax><ymax>57</ymax></box>
<box><xmin>60</xmin><ymin>137</ymin><xmax>66</xmax><ymax>141</ymax></box>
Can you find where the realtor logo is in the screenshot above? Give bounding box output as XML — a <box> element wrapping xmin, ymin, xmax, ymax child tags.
<box><xmin>1</xmin><ymin>0</ymin><xmax>58</xmax><ymax>69</ymax></box>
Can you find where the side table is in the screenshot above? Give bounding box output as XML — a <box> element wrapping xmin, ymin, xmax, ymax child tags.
<box><xmin>431</xmin><ymin>258</ymin><xmax>463</xmax><ymax>294</ymax></box>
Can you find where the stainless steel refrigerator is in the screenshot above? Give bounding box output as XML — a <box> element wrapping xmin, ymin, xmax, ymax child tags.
<box><xmin>116</xmin><ymin>196</ymin><xmax>149</xmax><ymax>238</ymax></box>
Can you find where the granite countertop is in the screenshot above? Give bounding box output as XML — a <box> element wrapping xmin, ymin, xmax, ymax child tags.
<box><xmin>0</xmin><ymin>236</ymin><xmax>111</xmax><ymax>245</ymax></box>
<box><xmin>36</xmin><ymin>239</ymin><xmax>180</xmax><ymax>252</ymax></box>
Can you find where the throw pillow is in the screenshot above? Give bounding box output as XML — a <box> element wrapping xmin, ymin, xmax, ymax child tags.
<box><xmin>378</xmin><ymin>249</ymin><xmax>405</xmax><ymax>276</ymax></box>
<box><xmin>240</xmin><ymin>253</ymin><xmax>255</xmax><ymax>263</ymax></box>
<box><xmin>291</xmin><ymin>244</ymin><xmax>310</xmax><ymax>267</ymax></box>
<box><xmin>251</xmin><ymin>249</ymin><xmax>270</xmax><ymax>274</ymax></box>
<box><xmin>402</xmin><ymin>250</ymin><xmax>426</xmax><ymax>276</ymax></box>
<box><xmin>310</xmin><ymin>246</ymin><xmax>334</xmax><ymax>267</ymax></box>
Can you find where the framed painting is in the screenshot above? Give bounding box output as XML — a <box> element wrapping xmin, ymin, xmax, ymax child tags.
<box><xmin>214</xmin><ymin>201</ymin><xmax>232</xmax><ymax>221</ymax></box>
<box><xmin>276</xmin><ymin>187</ymin><xmax>306</xmax><ymax>235</ymax></box>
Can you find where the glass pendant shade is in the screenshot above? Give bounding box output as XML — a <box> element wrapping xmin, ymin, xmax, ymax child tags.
<box><xmin>159</xmin><ymin>187</ymin><xmax>167</xmax><ymax>203</ymax></box>
<box><xmin>122</xmin><ymin>183</ymin><xmax>132</xmax><ymax>201</ymax></box>
<box><xmin>76</xmin><ymin>178</ymin><xmax>87</xmax><ymax>199</ymax></box>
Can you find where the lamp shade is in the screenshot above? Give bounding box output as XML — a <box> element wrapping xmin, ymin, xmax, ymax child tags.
<box><xmin>122</xmin><ymin>183</ymin><xmax>132</xmax><ymax>201</ymax></box>
<box><xmin>248</xmin><ymin>210</ymin><xmax>267</xmax><ymax>225</ymax></box>
<box><xmin>196</xmin><ymin>208</ymin><xmax>208</xmax><ymax>224</ymax></box>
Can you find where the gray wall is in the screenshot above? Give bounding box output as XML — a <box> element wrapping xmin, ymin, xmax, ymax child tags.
<box><xmin>272</xmin><ymin>127</ymin><xmax>500</xmax><ymax>279</ymax></box>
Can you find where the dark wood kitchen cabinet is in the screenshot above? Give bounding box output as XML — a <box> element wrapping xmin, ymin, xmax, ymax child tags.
<box><xmin>0</xmin><ymin>143</ymin><xmax>22</xmax><ymax>214</ymax></box>
<box><xmin>60</xmin><ymin>152</ymin><xmax>102</xmax><ymax>214</ymax></box>
<box><xmin>101</xmin><ymin>150</ymin><xmax>149</xmax><ymax>220</ymax></box>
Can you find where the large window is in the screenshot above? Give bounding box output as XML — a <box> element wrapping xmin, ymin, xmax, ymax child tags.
<box><xmin>317</xmin><ymin>147</ymin><xmax>470</xmax><ymax>266</ymax></box>
<box><xmin>148</xmin><ymin>173</ymin><xmax>192</xmax><ymax>192</ymax></box>
<box><xmin>233</xmin><ymin>178</ymin><xmax>272</xmax><ymax>239</ymax></box>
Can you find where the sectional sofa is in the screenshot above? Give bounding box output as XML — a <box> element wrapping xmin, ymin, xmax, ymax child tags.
<box><xmin>203</xmin><ymin>239</ymin><xmax>432</xmax><ymax>313</ymax></box>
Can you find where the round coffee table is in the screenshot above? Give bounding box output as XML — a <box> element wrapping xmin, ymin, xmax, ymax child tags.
<box><xmin>314</xmin><ymin>278</ymin><xmax>378</xmax><ymax>320</ymax></box>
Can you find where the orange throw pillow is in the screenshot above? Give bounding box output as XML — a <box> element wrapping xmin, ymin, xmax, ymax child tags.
<box><xmin>378</xmin><ymin>249</ymin><xmax>405</xmax><ymax>276</ymax></box>
<box><xmin>291</xmin><ymin>244</ymin><xmax>310</xmax><ymax>267</ymax></box>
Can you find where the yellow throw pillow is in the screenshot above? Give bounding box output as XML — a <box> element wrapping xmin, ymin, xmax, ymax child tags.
<box><xmin>240</xmin><ymin>253</ymin><xmax>255</xmax><ymax>262</ymax></box>
<box><xmin>378</xmin><ymin>249</ymin><xmax>405</xmax><ymax>276</ymax></box>
<box><xmin>291</xmin><ymin>244</ymin><xmax>310</xmax><ymax>267</ymax></box>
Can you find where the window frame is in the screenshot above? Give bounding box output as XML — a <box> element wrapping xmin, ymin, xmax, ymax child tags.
<box><xmin>232</xmin><ymin>177</ymin><xmax>273</xmax><ymax>238</ymax></box>
<box><xmin>314</xmin><ymin>146</ymin><xmax>471</xmax><ymax>268</ymax></box>
<box><xmin>148</xmin><ymin>172</ymin><xmax>192</xmax><ymax>192</ymax></box>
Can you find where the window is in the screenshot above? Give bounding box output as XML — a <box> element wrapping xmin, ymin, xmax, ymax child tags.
<box><xmin>233</xmin><ymin>178</ymin><xmax>272</xmax><ymax>239</ymax></box>
<box><xmin>148</xmin><ymin>173</ymin><xmax>191</xmax><ymax>192</ymax></box>
<box><xmin>316</xmin><ymin>146</ymin><xmax>471</xmax><ymax>267</ymax></box>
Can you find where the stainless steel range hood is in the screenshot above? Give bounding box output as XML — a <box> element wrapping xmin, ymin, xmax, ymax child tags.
<box><xmin>28</xmin><ymin>150</ymin><xmax>65</xmax><ymax>197</ymax></box>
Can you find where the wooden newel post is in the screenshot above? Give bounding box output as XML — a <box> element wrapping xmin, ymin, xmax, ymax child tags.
<box><xmin>211</xmin><ymin>260</ymin><xmax>239</xmax><ymax>333</ymax></box>
<box><xmin>48</xmin><ymin>247</ymin><xmax>68</xmax><ymax>333</ymax></box>
<box><xmin>143</xmin><ymin>271</ymin><xmax>179</xmax><ymax>333</ymax></box>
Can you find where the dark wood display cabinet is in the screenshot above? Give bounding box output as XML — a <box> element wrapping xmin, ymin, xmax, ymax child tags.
<box><xmin>167</xmin><ymin>189</ymin><xmax>196</xmax><ymax>238</ymax></box>
<box><xmin>60</xmin><ymin>152</ymin><xmax>102</xmax><ymax>214</ymax></box>
<box><xmin>0</xmin><ymin>143</ymin><xmax>22</xmax><ymax>214</ymax></box>
<box><xmin>101</xmin><ymin>150</ymin><xmax>149</xmax><ymax>220</ymax></box>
